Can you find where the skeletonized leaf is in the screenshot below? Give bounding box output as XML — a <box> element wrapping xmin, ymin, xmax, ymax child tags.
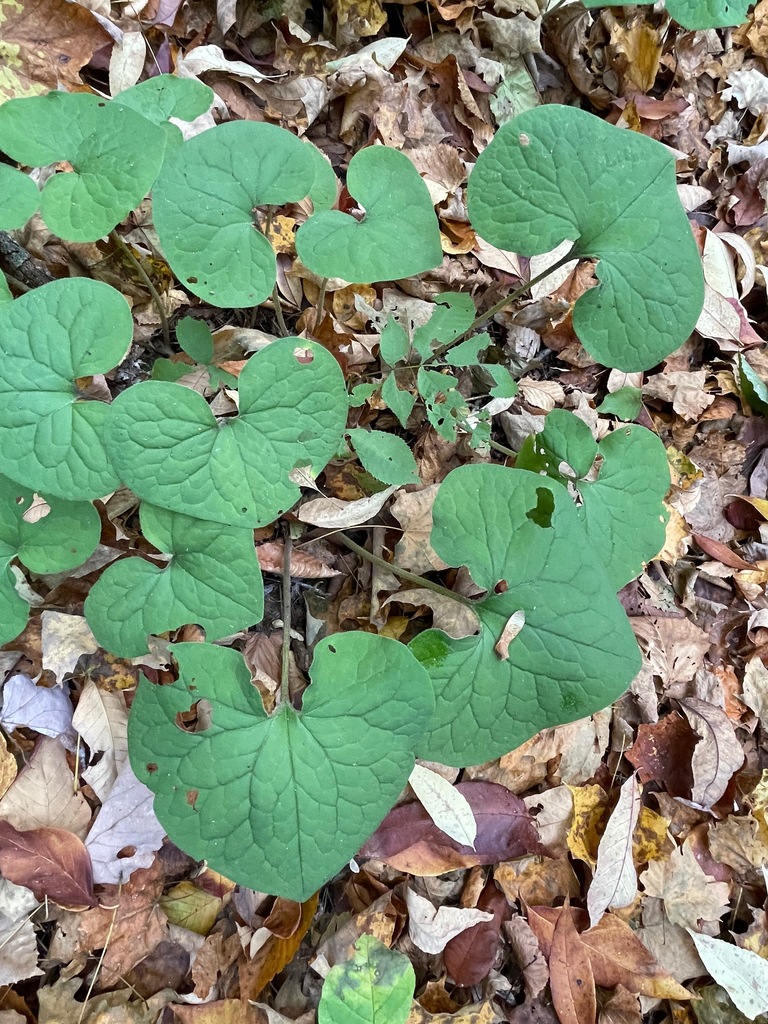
<box><xmin>409</xmin><ymin>764</ymin><xmax>477</xmax><ymax>849</ymax></box>
<box><xmin>587</xmin><ymin>775</ymin><xmax>641</xmax><ymax>927</ymax></box>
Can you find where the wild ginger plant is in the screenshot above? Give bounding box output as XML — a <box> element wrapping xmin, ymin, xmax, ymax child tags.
<box><xmin>0</xmin><ymin>75</ymin><xmax>705</xmax><ymax>898</ymax></box>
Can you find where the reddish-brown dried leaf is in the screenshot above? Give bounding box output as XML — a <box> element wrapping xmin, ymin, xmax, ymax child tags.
<box><xmin>444</xmin><ymin>879</ymin><xmax>510</xmax><ymax>987</ymax></box>
<box><xmin>359</xmin><ymin>781</ymin><xmax>543</xmax><ymax>874</ymax></box>
<box><xmin>549</xmin><ymin>901</ymin><xmax>596</xmax><ymax>1024</ymax></box>
<box><xmin>0</xmin><ymin>820</ymin><xmax>95</xmax><ymax>909</ymax></box>
<box><xmin>625</xmin><ymin>714</ymin><xmax>696</xmax><ymax>796</ymax></box>
<box><xmin>239</xmin><ymin>894</ymin><xmax>318</xmax><ymax>1000</ymax></box>
<box><xmin>693</xmin><ymin>534</ymin><xmax>753</xmax><ymax>570</ymax></box>
<box><xmin>256</xmin><ymin>541</ymin><xmax>339</xmax><ymax>578</ymax></box>
<box><xmin>527</xmin><ymin>906</ymin><xmax>692</xmax><ymax>1000</ymax></box>
<box><xmin>169</xmin><ymin>1002</ymin><xmax>260</xmax><ymax>1024</ymax></box>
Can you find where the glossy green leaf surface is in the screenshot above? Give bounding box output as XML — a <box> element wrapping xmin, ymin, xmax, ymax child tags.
<box><xmin>583</xmin><ymin>0</ymin><xmax>749</xmax><ymax>28</ymax></box>
<box><xmin>517</xmin><ymin>411</ymin><xmax>669</xmax><ymax>588</ymax></box>
<box><xmin>129</xmin><ymin>636</ymin><xmax>435</xmax><ymax>900</ymax></box>
<box><xmin>153</xmin><ymin>121</ymin><xmax>317</xmax><ymax>307</ymax></box>
<box><xmin>0</xmin><ymin>165</ymin><xmax>38</xmax><ymax>231</ymax></box>
<box><xmin>0</xmin><ymin>92</ymin><xmax>166</xmax><ymax>241</ymax></box>
<box><xmin>468</xmin><ymin>105</ymin><xmax>703</xmax><ymax>372</ymax></box>
<box><xmin>107</xmin><ymin>339</ymin><xmax>348</xmax><ymax>528</ymax></box>
<box><xmin>0</xmin><ymin>474</ymin><xmax>100</xmax><ymax>645</ymax></box>
<box><xmin>84</xmin><ymin>504</ymin><xmax>264</xmax><ymax>658</ymax></box>
<box><xmin>318</xmin><ymin>936</ymin><xmax>415</xmax><ymax>1024</ymax></box>
<box><xmin>0</xmin><ymin>279</ymin><xmax>133</xmax><ymax>499</ymax></box>
<box><xmin>296</xmin><ymin>147</ymin><xmax>443</xmax><ymax>283</ymax></box>
<box><xmin>347</xmin><ymin>429</ymin><xmax>420</xmax><ymax>486</ymax></box>
<box><xmin>410</xmin><ymin>464</ymin><xmax>640</xmax><ymax>766</ymax></box>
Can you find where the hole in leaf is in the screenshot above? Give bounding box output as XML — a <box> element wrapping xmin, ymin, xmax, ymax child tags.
<box><xmin>186</xmin><ymin>789</ymin><xmax>199</xmax><ymax>809</ymax></box>
<box><xmin>328</xmin><ymin>644</ymin><xmax>337</xmax><ymax>654</ymax></box>
<box><xmin>174</xmin><ymin>698</ymin><xmax>213</xmax><ymax>734</ymax></box>
<box><xmin>526</xmin><ymin>488</ymin><xmax>554</xmax><ymax>528</ymax></box>
<box><xmin>117</xmin><ymin>845</ymin><xmax>137</xmax><ymax>858</ymax></box>
<box><xmin>494</xmin><ymin>580</ymin><xmax>508</xmax><ymax>594</ymax></box>
<box><xmin>293</xmin><ymin>346</ymin><xmax>314</xmax><ymax>364</ymax></box>
<box><xmin>518</xmin><ymin>133</ymin><xmax>530</xmax><ymax>146</ymax></box>
<box><xmin>187</xmin><ymin>276</ymin><xmax>198</xmax><ymax>284</ymax></box>
<box><xmin>146</xmin><ymin>762</ymin><xmax>158</xmax><ymax>773</ymax></box>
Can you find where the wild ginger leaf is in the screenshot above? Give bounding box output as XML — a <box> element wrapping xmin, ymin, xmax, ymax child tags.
<box><xmin>153</xmin><ymin>121</ymin><xmax>318</xmax><ymax>308</ymax></box>
<box><xmin>296</xmin><ymin>147</ymin><xmax>442</xmax><ymax>284</ymax></box>
<box><xmin>0</xmin><ymin>474</ymin><xmax>100</xmax><ymax>645</ymax></box>
<box><xmin>0</xmin><ymin>92</ymin><xmax>166</xmax><ymax>242</ymax></box>
<box><xmin>583</xmin><ymin>0</ymin><xmax>749</xmax><ymax>28</ymax></box>
<box><xmin>517</xmin><ymin>410</ymin><xmax>669</xmax><ymax>589</ymax></box>
<box><xmin>106</xmin><ymin>338</ymin><xmax>347</xmax><ymax>528</ymax></box>
<box><xmin>410</xmin><ymin>464</ymin><xmax>640</xmax><ymax>766</ymax></box>
<box><xmin>84</xmin><ymin>504</ymin><xmax>264</xmax><ymax>658</ymax></box>
<box><xmin>0</xmin><ymin>278</ymin><xmax>133</xmax><ymax>500</ymax></box>
<box><xmin>129</xmin><ymin>636</ymin><xmax>434</xmax><ymax>901</ymax></box>
<box><xmin>112</xmin><ymin>74</ymin><xmax>213</xmax><ymax>124</ymax></box>
<box><xmin>0</xmin><ymin>165</ymin><xmax>38</xmax><ymax>231</ymax></box>
<box><xmin>468</xmin><ymin>105</ymin><xmax>703</xmax><ymax>372</ymax></box>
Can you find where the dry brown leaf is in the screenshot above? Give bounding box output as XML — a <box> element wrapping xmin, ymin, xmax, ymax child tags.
<box><xmin>505</xmin><ymin>915</ymin><xmax>549</xmax><ymax>999</ymax></box>
<box><xmin>40</xmin><ymin>611</ymin><xmax>99</xmax><ymax>684</ymax></box>
<box><xmin>680</xmin><ymin>697</ymin><xmax>744</xmax><ymax>808</ymax></box>
<box><xmin>0</xmin><ymin>736</ymin><xmax>91</xmax><ymax>838</ymax></box>
<box><xmin>587</xmin><ymin>775</ymin><xmax>641</xmax><ymax>926</ymax></box>
<box><xmin>0</xmin><ymin>733</ymin><xmax>16</xmax><ymax>800</ymax></box>
<box><xmin>640</xmin><ymin>838</ymin><xmax>730</xmax><ymax>929</ymax></box>
<box><xmin>256</xmin><ymin>541</ymin><xmax>340</xmax><ymax>578</ymax></box>
<box><xmin>405</xmin><ymin>888</ymin><xmax>493</xmax><ymax>955</ymax></box>
<box><xmin>549</xmin><ymin>901</ymin><xmax>596</xmax><ymax>1024</ymax></box>
<box><xmin>297</xmin><ymin>487</ymin><xmax>396</xmax><ymax>528</ymax></box>
<box><xmin>391</xmin><ymin>486</ymin><xmax>449</xmax><ymax>575</ymax></box>
<box><xmin>383</xmin><ymin>588</ymin><xmax>480</xmax><ymax>639</ymax></box>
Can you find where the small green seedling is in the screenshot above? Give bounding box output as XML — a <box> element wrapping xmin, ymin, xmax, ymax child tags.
<box><xmin>0</xmin><ymin>82</ymin><xmax>707</xmax><ymax>899</ymax></box>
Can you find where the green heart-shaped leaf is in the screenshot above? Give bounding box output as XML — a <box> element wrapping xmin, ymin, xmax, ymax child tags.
<box><xmin>517</xmin><ymin>411</ymin><xmax>670</xmax><ymax>589</ymax></box>
<box><xmin>319</xmin><ymin>936</ymin><xmax>415</xmax><ymax>1024</ymax></box>
<box><xmin>410</xmin><ymin>464</ymin><xmax>640</xmax><ymax>766</ymax></box>
<box><xmin>347</xmin><ymin>429</ymin><xmax>420</xmax><ymax>486</ymax></box>
<box><xmin>296</xmin><ymin>147</ymin><xmax>443</xmax><ymax>283</ymax></box>
<box><xmin>0</xmin><ymin>278</ymin><xmax>133</xmax><ymax>500</ymax></box>
<box><xmin>106</xmin><ymin>338</ymin><xmax>347</xmax><ymax>527</ymax></box>
<box><xmin>0</xmin><ymin>165</ymin><xmax>38</xmax><ymax>231</ymax></box>
<box><xmin>0</xmin><ymin>474</ymin><xmax>100</xmax><ymax>645</ymax></box>
<box><xmin>129</xmin><ymin>635</ymin><xmax>434</xmax><ymax>900</ymax></box>
<box><xmin>0</xmin><ymin>92</ymin><xmax>166</xmax><ymax>242</ymax></box>
<box><xmin>113</xmin><ymin>74</ymin><xmax>213</xmax><ymax>124</ymax></box>
<box><xmin>583</xmin><ymin>0</ymin><xmax>748</xmax><ymax>29</ymax></box>
<box><xmin>0</xmin><ymin>274</ymin><xmax>11</xmax><ymax>305</ymax></box>
<box><xmin>468</xmin><ymin>105</ymin><xmax>704</xmax><ymax>372</ymax></box>
<box><xmin>84</xmin><ymin>504</ymin><xmax>264</xmax><ymax>658</ymax></box>
<box><xmin>152</xmin><ymin>121</ymin><xmax>318</xmax><ymax>308</ymax></box>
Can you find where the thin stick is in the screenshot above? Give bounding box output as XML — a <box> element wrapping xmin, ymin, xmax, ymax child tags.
<box><xmin>430</xmin><ymin>252</ymin><xmax>576</xmax><ymax>361</ymax></box>
<box><xmin>489</xmin><ymin>438</ymin><xmax>517</xmax><ymax>459</ymax></box>
<box><xmin>280</xmin><ymin>530</ymin><xmax>293</xmax><ymax>705</ymax></box>
<box><xmin>78</xmin><ymin>882</ymin><xmax>122</xmax><ymax>1024</ymax></box>
<box><xmin>314</xmin><ymin>276</ymin><xmax>328</xmax><ymax>334</ymax></box>
<box><xmin>271</xmin><ymin>283</ymin><xmax>289</xmax><ymax>338</ymax></box>
<box><xmin>333</xmin><ymin>532</ymin><xmax>475</xmax><ymax>607</ymax></box>
<box><xmin>109</xmin><ymin>230</ymin><xmax>171</xmax><ymax>353</ymax></box>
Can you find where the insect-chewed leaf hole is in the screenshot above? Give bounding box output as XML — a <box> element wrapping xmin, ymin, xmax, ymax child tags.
<box><xmin>294</xmin><ymin>346</ymin><xmax>314</xmax><ymax>364</ymax></box>
<box><xmin>175</xmin><ymin>698</ymin><xmax>213</xmax><ymax>733</ymax></box>
<box><xmin>526</xmin><ymin>487</ymin><xmax>555</xmax><ymax>528</ymax></box>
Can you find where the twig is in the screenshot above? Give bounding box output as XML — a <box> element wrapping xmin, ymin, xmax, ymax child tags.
<box><xmin>430</xmin><ymin>251</ymin><xmax>577</xmax><ymax>361</ymax></box>
<box><xmin>109</xmin><ymin>230</ymin><xmax>171</xmax><ymax>353</ymax></box>
<box><xmin>271</xmin><ymin>283</ymin><xmax>290</xmax><ymax>338</ymax></box>
<box><xmin>280</xmin><ymin>529</ymin><xmax>293</xmax><ymax>705</ymax></box>
<box><xmin>314</xmin><ymin>276</ymin><xmax>328</xmax><ymax>334</ymax></box>
<box><xmin>0</xmin><ymin>230</ymin><xmax>55</xmax><ymax>289</ymax></box>
<box><xmin>332</xmin><ymin>532</ymin><xmax>475</xmax><ymax>607</ymax></box>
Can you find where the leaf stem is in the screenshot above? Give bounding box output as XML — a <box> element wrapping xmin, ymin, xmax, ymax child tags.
<box><xmin>280</xmin><ymin>529</ymin><xmax>292</xmax><ymax>705</ymax></box>
<box><xmin>332</xmin><ymin>532</ymin><xmax>475</xmax><ymax>608</ymax></box>
<box><xmin>271</xmin><ymin>283</ymin><xmax>290</xmax><ymax>338</ymax></box>
<box><xmin>430</xmin><ymin>250</ymin><xmax>577</xmax><ymax>361</ymax></box>
<box><xmin>489</xmin><ymin>438</ymin><xmax>517</xmax><ymax>459</ymax></box>
<box><xmin>110</xmin><ymin>230</ymin><xmax>171</xmax><ymax>354</ymax></box>
<box><xmin>314</xmin><ymin>276</ymin><xmax>328</xmax><ymax>334</ymax></box>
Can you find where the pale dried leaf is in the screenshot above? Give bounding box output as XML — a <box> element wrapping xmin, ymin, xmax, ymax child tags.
<box><xmin>391</xmin><ymin>486</ymin><xmax>449</xmax><ymax>574</ymax></box>
<box><xmin>681</xmin><ymin>697</ymin><xmax>744</xmax><ymax>808</ymax></box>
<box><xmin>742</xmin><ymin>658</ymin><xmax>768</xmax><ymax>727</ymax></box>
<box><xmin>71</xmin><ymin>680</ymin><xmax>129</xmax><ymax>802</ymax></box>
<box><xmin>494</xmin><ymin>610</ymin><xmax>525</xmax><ymax>661</ymax></box>
<box><xmin>505</xmin><ymin>915</ymin><xmax>549</xmax><ymax>998</ymax></box>
<box><xmin>640</xmin><ymin>839</ymin><xmax>730</xmax><ymax>929</ymax></box>
<box><xmin>587</xmin><ymin>775</ymin><xmax>641</xmax><ymax>927</ymax></box>
<box><xmin>405</xmin><ymin>888</ymin><xmax>493</xmax><ymax>954</ymax></box>
<box><xmin>40</xmin><ymin>612</ymin><xmax>99</xmax><ymax>684</ymax></box>
<box><xmin>0</xmin><ymin>738</ymin><xmax>91</xmax><ymax>838</ymax></box>
<box><xmin>408</xmin><ymin>763</ymin><xmax>477</xmax><ymax>849</ymax></box>
<box><xmin>518</xmin><ymin>377</ymin><xmax>565</xmax><ymax>412</ymax></box>
<box><xmin>178</xmin><ymin>43</ymin><xmax>273</xmax><ymax>83</ymax></box>
<box><xmin>109</xmin><ymin>30</ymin><xmax>146</xmax><ymax>95</ymax></box>
<box><xmin>297</xmin><ymin>486</ymin><xmax>397</xmax><ymax>528</ymax></box>
<box><xmin>0</xmin><ymin>673</ymin><xmax>76</xmax><ymax>749</ymax></box>
<box><xmin>0</xmin><ymin>878</ymin><xmax>42</xmax><ymax>986</ymax></box>
<box><xmin>688</xmin><ymin>930</ymin><xmax>768</xmax><ymax>1019</ymax></box>
<box><xmin>383</xmin><ymin>588</ymin><xmax>480</xmax><ymax>639</ymax></box>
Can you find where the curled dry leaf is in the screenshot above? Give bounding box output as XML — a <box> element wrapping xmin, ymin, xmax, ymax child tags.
<box><xmin>297</xmin><ymin>486</ymin><xmax>397</xmax><ymax>528</ymax></box>
<box><xmin>405</xmin><ymin>888</ymin><xmax>494</xmax><ymax>955</ymax></box>
<box><xmin>360</xmin><ymin>781</ymin><xmax>543</xmax><ymax>874</ymax></box>
<box><xmin>256</xmin><ymin>541</ymin><xmax>340</xmax><ymax>578</ymax></box>
<box><xmin>494</xmin><ymin>610</ymin><xmax>525</xmax><ymax>661</ymax></box>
